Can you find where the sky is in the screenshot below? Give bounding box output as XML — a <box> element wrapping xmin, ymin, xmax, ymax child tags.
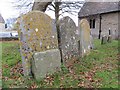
<box><xmin>0</xmin><ymin>0</ymin><xmax>85</xmax><ymax>27</ymax></box>
<box><xmin>0</xmin><ymin>0</ymin><xmax>118</xmax><ymax>27</ymax></box>
<box><xmin>0</xmin><ymin>0</ymin><xmax>19</xmax><ymax>19</ymax></box>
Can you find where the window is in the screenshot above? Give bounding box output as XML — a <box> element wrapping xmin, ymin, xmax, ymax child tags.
<box><xmin>90</xmin><ymin>19</ymin><xmax>95</xmax><ymax>29</ymax></box>
<box><xmin>93</xmin><ymin>19</ymin><xmax>95</xmax><ymax>28</ymax></box>
<box><xmin>5</xmin><ymin>24</ymin><xmax>7</xmax><ymax>28</ymax></box>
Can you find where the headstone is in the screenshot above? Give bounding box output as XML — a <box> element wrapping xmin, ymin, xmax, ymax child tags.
<box><xmin>32</xmin><ymin>49</ymin><xmax>61</xmax><ymax>81</ymax></box>
<box><xmin>101</xmin><ymin>35</ymin><xmax>108</xmax><ymax>44</ymax></box>
<box><xmin>59</xmin><ymin>16</ymin><xmax>80</xmax><ymax>64</ymax></box>
<box><xmin>108</xmin><ymin>29</ymin><xmax>112</xmax><ymax>43</ymax></box>
<box><xmin>107</xmin><ymin>35</ymin><xmax>112</xmax><ymax>43</ymax></box>
<box><xmin>17</xmin><ymin>11</ymin><xmax>60</xmax><ymax>76</ymax></box>
<box><xmin>79</xmin><ymin>19</ymin><xmax>93</xmax><ymax>57</ymax></box>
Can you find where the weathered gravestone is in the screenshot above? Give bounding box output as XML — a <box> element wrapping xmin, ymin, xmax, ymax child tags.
<box><xmin>79</xmin><ymin>19</ymin><xmax>93</xmax><ymax>57</ymax></box>
<box><xmin>101</xmin><ymin>35</ymin><xmax>108</xmax><ymax>44</ymax></box>
<box><xmin>32</xmin><ymin>49</ymin><xmax>61</xmax><ymax>81</ymax></box>
<box><xmin>17</xmin><ymin>11</ymin><xmax>61</xmax><ymax>79</ymax></box>
<box><xmin>107</xmin><ymin>35</ymin><xmax>112</xmax><ymax>43</ymax></box>
<box><xmin>59</xmin><ymin>16</ymin><xmax>80</xmax><ymax>65</ymax></box>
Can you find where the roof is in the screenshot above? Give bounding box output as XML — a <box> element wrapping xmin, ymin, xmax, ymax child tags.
<box><xmin>0</xmin><ymin>14</ymin><xmax>5</xmax><ymax>23</ymax></box>
<box><xmin>78</xmin><ymin>2</ymin><xmax>120</xmax><ymax>18</ymax></box>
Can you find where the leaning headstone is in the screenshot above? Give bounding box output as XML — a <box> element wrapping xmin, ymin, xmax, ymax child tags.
<box><xmin>79</xmin><ymin>19</ymin><xmax>93</xmax><ymax>57</ymax></box>
<box><xmin>32</xmin><ymin>49</ymin><xmax>61</xmax><ymax>81</ymax></box>
<box><xmin>101</xmin><ymin>35</ymin><xmax>108</xmax><ymax>44</ymax></box>
<box><xmin>17</xmin><ymin>11</ymin><xmax>61</xmax><ymax>77</ymax></box>
<box><xmin>107</xmin><ymin>35</ymin><xmax>112</xmax><ymax>43</ymax></box>
<box><xmin>59</xmin><ymin>16</ymin><xmax>80</xmax><ymax>65</ymax></box>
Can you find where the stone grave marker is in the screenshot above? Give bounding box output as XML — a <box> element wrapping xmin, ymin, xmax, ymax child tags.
<box><xmin>32</xmin><ymin>49</ymin><xmax>61</xmax><ymax>81</ymax></box>
<box><xmin>108</xmin><ymin>29</ymin><xmax>112</xmax><ymax>43</ymax></box>
<box><xmin>101</xmin><ymin>35</ymin><xmax>108</xmax><ymax>44</ymax></box>
<box><xmin>59</xmin><ymin>16</ymin><xmax>80</xmax><ymax>65</ymax></box>
<box><xmin>79</xmin><ymin>19</ymin><xmax>93</xmax><ymax>57</ymax></box>
<box><xmin>17</xmin><ymin>11</ymin><xmax>61</xmax><ymax>78</ymax></box>
<box><xmin>107</xmin><ymin>35</ymin><xmax>112</xmax><ymax>43</ymax></box>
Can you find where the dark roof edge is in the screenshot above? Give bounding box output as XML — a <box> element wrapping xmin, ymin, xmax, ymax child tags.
<box><xmin>78</xmin><ymin>10</ymin><xmax>120</xmax><ymax>18</ymax></box>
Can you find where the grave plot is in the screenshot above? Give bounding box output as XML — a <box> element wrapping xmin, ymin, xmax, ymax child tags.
<box><xmin>17</xmin><ymin>11</ymin><xmax>61</xmax><ymax>80</ymax></box>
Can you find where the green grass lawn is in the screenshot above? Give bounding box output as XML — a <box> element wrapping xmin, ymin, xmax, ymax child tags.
<box><xmin>1</xmin><ymin>40</ymin><xmax>119</xmax><ymax>88</ymax></box>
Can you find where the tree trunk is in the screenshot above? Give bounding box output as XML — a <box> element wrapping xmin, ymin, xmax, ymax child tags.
<box><xmin>32</xmin><ymin>1</ymin><xmax>53</xmax><ymax>12</ymax></box>
<box><xmin>54</xmin><ymin>1</ymin><xmax>63</xmax><ymax>62</ymax></box>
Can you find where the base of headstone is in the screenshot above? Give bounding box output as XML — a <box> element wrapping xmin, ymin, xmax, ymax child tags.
<box><xmin>101</xmin><ymin>35</ymin><xmax>108</xmax><ymax>44</ymax></box>
<box><xmin>32</xmin><ymin>49</ymin><xmax>61</xmax><ymax>81</ymax></box>
<box><xmin>80</xmin><ymin>49</ymin><xmax>91</xmax><ymax>58</ymax></box>
<box><xmin>107</xmin><ymin>35</ymin><xmax>112</xmax><ymax>43</ymax></box>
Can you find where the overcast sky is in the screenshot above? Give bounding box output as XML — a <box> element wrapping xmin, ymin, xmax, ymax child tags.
<box><xmin>0</xmin><ymin>0</ymin><xmax>118</xmax><ymax>26</ymax></box>
<box><xmin>0</xmin><ymin>0</ymin><xmax>85</xmax><ymax>26</ymax></box>
<box><xmin>0</xmin><ymin>0</ymin><xmax>18</xmax><ymax>19</ymax></box>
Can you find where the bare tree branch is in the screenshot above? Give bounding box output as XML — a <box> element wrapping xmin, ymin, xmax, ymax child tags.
<box><xmin>46</xmin><ymin>1</ymin><xmax>84</xmax><ymax>17</ymax></box>
<box><xmin>47</xmin><ymin>6</ymin><xmax>55</xmax><ymax>11</ymax></box>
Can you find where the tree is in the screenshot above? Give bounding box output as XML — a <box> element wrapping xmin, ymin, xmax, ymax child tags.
<box><xmin>32</xmin><ymin>0</ymin><xmax>53</xmax><ymax>12</ymax></box>
<box><xmin>45</xmin><ymin>0</ymin><xmax>84</xmax><ymax>62</ymax></box>
<box><xmin>13</xmin><ymin>0</ymin><xmax>53</xmax><ymax>14</ymax></box>
<box><xmin>12</xmin><ymin>0</ymin><xmax>33</xmax><ymax>15</ymax></box>
<box><xmin>45</xmin><ymin>0</ymin><xmax>84</xmax><ymax>44</ymax></box>
<box><xmin>13</xmin><ymin>0</ymin><xmax>84</xmax><ymax>21</ymax></box>
<box><xmin>13</xmin><ymin>0</ymin><xmax>84</xmax><ymax>23</ymax></box>
<box><xmin>13</xmin><ymin>0</ymin><xmax>84</xmax><ymax>62</ymax></box>
<box><xmin>47</xmin><ymin>0</ymin><xmax>84</xmax><ymax>21</ymax></box>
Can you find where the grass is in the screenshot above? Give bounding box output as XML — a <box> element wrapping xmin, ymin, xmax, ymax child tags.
<box><xmin>1</xmin><ymin>39</ymin><xmax>119</xmax><ymax>88</ymax></box>
<box><xmin>2</xmin><ymin>41</ymin><xmax>21</xmax><ymax>76</ymax></box>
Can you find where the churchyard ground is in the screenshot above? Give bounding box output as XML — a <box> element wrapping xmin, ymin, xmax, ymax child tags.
<box><xmin>1</xmin><ymin>39</ymin><xmax>119</xmax><ymax>88</ymax></box>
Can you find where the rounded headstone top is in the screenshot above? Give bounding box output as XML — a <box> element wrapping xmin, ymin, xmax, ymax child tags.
<box><xmin>0</xmin><ymin>14</ymin><xmax>5</xmax><ymax>23</ymax></box>
<box><xmin>59</xmin><ymin>16</ymin><xmax>76</xmax><ymax>26</ymax></box>
<box><xmin>59</xmin><ymin>16</ymin><xmax>76</xmax><ymax>32</ymax></box>
<box><xmin>17</xmin><ymin>10</ymin><xmax>58</xmax><ymax>52</ymax></box>
<box><xmin>80</xmin><ymin>19</ymin><xmax>89</xmax><ymax>26</ymax></box>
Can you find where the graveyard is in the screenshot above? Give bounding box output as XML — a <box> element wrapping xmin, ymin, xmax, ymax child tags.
<box><xmin>1</xmin><ymin>10</ymin><xmax>119</xmax><ymax>89</ymax></box>
<box><xmin>0</xmin><ymin>1</ymin><xmax>119</xmax><ymax>89</ymax></box>
<box><xmin>0</xmin><ymin>10</ymin><xmax>119</xmax><ymax>89</ymax></box>
<box><xmin>1</xmin><ymin>39</ymin><xmax>119</xmax><ymax>88</ymax></box>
